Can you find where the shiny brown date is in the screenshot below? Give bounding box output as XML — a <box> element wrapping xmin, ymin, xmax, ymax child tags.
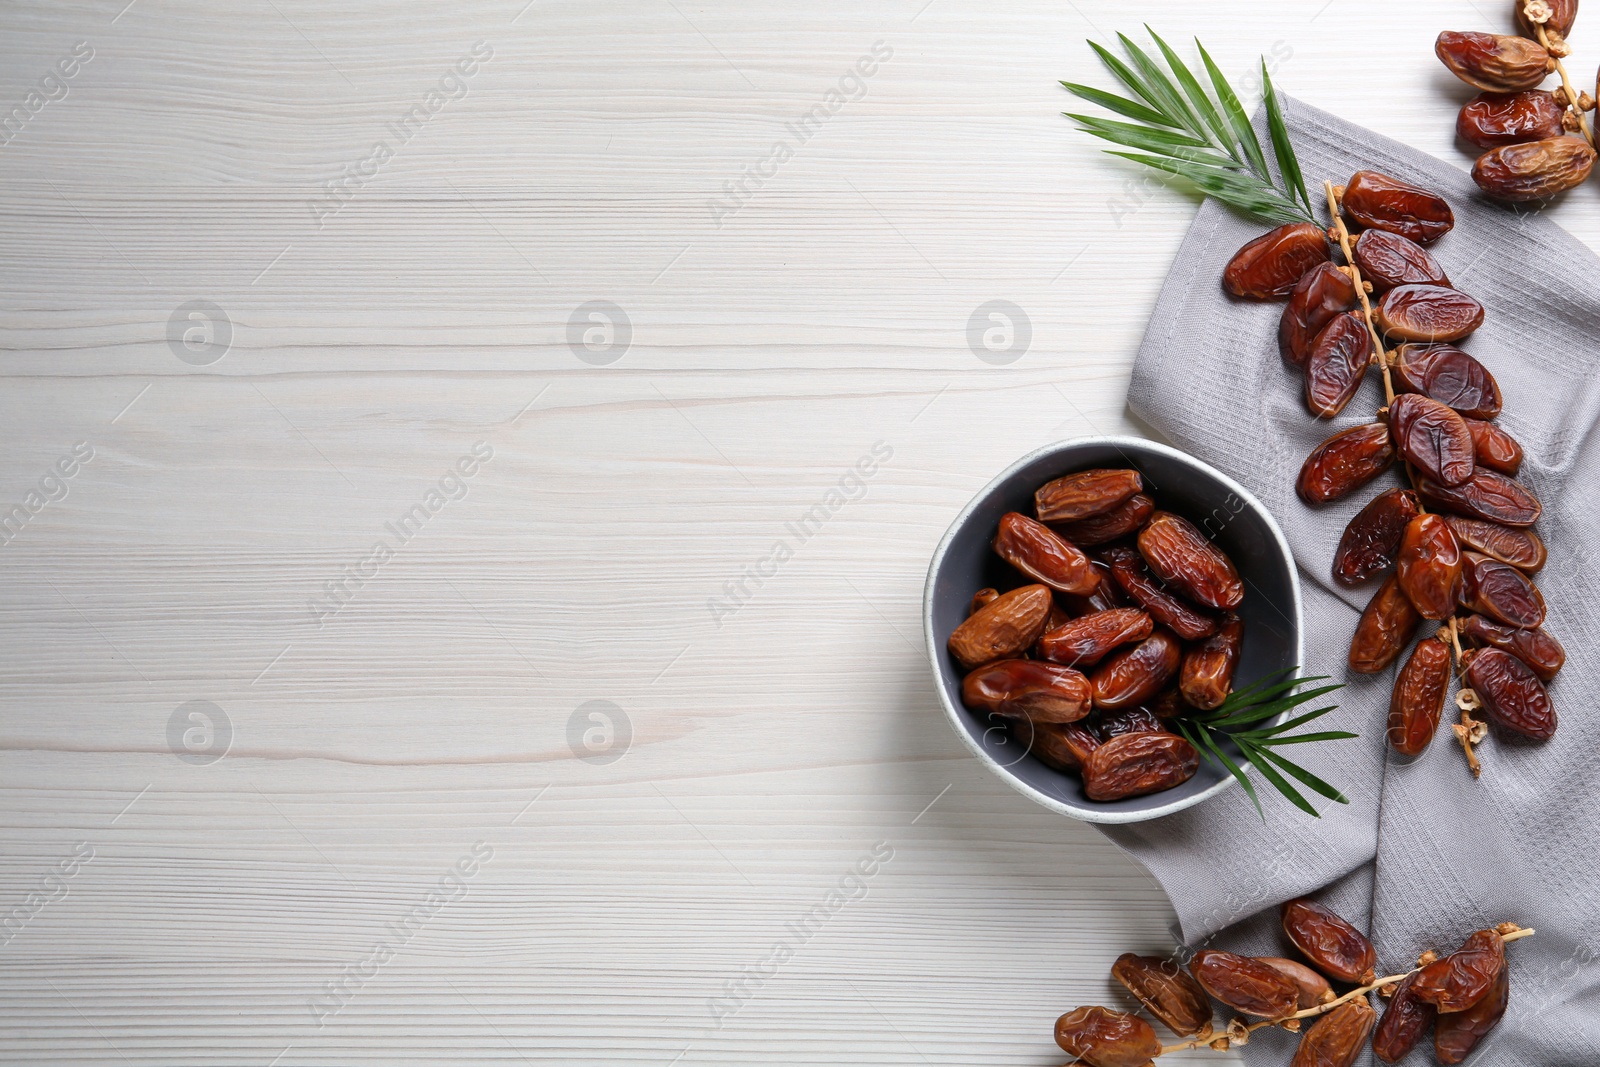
<box><xmin>1457</xmin><ymin>89</ymin><xmax>1568</xmax><ymax>148</ymax></box>
<box><xmin>1334</xmin><ymin>489</ymin><xmax>1420</xmax><ymax>585</ymax></box>
<box><xmin>1281</xmin><ymin>898</ymin><xmax>1377</xmax><ymax>984</ymax></box>
<box><xmin>1434</xmin><ymin>958</ymin><xmax>1508</xmax><ymax>1065</ymax></box>
<box><xmin>1465</xmin><ymin>646</ymin><xmax>1557</xmax><ymax>740</ymax></box>
<box><xmin>1036</xmin><ymin>468</ymin><xmax>1143</xmax><ymax>523</ymax></box>
<box><xmin>968</xmin><ymin>588</ymin><xmax>999</xmax><ymax>616</ymax></box>
<box><xmin>1298</xmin><ymin>423</ymin><xmax>1395</xmax><ymax>504</ymax></box>
<box><xmin>993</xmin><ymin>512</ymin><xmax>1100</xmax><ymax>595</ymax></box>
<box><xmin>1028</xmin><ymin>720</ymin><xmax>1101</xmax><ymax>773</ymax></box>
<box><xmin>1289</xmin><ymin>998</ymin><xmax>1376</xmax><ymax>1067</ymax></box>
<box><xmin>1388</xmin><ymin>393</ymin><xmax>1477</xmax><ymax>487</ymax></box>
<box><xmin>1341</xmin><ymin>170</ymin><xmax>1455</xmax><ymax>244</ymax></box>
<box><xmin>1223</xmin><ymin>222</ymin><xmax>1331</xmax><ymax>300</ymax></box>
<box><xmin>1372</xmin><ymin>971</ymin><xmax>1436</xmax><ymax>1064</ymax></box>
<box><xmin>1462</xmin><ymin>613</ymin><xmax>1565</xmax><ymax>680</ymax></box>
<box><xmin>1097</xmin><ymin>706</ymin><xmax>1165</xmax><ymax>739</ymax></box>
<box><xmin>1305</xmin><ymin>311</ymin><xmax>1374</xmax><ymax>418</ymax></box>
<box><xmin>1388</xmin><ymin>636</ymin><xmax>1451</xmax><ymax>757</ymax></box>
<box><xmin>1055</xmin><ymin>1005</ymin><xmax>1162</xmax><ymax>1067</ymax></box>
<box><xmin>1111</xmin><ymin>953</ymin><xmax>1213</xmax><ymax>1037</ymax></box>
<box><xmin>1416</xmin><ymin>469</ymin><xmax>1542</xmax><ymax>527</ymax></box>
<box><xmin>1137</xmin><ymin>511</ymin><xmax>1244</xmax><ymax>611</ymax></box>
<box><xmin>1474</xmin><ymin>136</ymin><xmax>1597</xmax><ymax>201</ymax></box>
<box><xmin>1061</xmin><ymin>559</ymin><xmax>1134</xmax><ymax>615</ymax></box>
<box><xmin>1436</xmin><ymin>30</ymin><xmax>1552</xmax><ymax>92</ymax></box>
<box><xmin>1039</xmin><ymin>608</ymin><xmax>1153</xmax><ymax>668</ymax></box>
<box><xmin>1459</xmin><ymin>551</ymin><xmax>1546</xmax><ymax>628</ymax></box>
<box><xmin>1351</xmin><ymin>575</ymin><xmax>1424</xmax><ymax>673</ymax></box>
<box><xmin>948</xmin><ymin>584</ymin><xmax>1053</xmax><ymax>669</ymax></box>
<box><xmin>1353</xmin><ymin>229</ymin><xmax>1450</xmax><ymax>291</ymax></box>
<box><xmin>1189</xmin><ymin>950</ymin><xmax>1299</xmax><ymax>1019</ymax></box>
<box><xmin>1091</xmin><ymin>629</ymin><xmax>1182</xmax><ymax>711</ymax></box>
<box><xmin>1442</xmin><ymin>514</ymin><xmax>1545</xmax><ymax>571</ymax></box>
<box><xmin>1179</xmin><ymin>615</ymin><xmax>1242</xmax><ymax>711</ymax></box>
<box><xmin>1281</xmin><ymin>262</ymin><xmax>1360</xmax><ymax>365</ymax></box>
<box><xmin>1396</xmin><ymin>514</ymin><xmax>1464</xmax><ymax>621</ymax></box>
<box><xmin>1256</xmin><ymin>957</ymin><xmax>1334</xmax><ymax>1010</ymax></box>
<box><xmin>1374</xmin><ymin>284</ymin><xmax>1485</xmax><ymax>343</ymax></box>
<box><xmin>1105</xmin><ymin>547</ymin><xmax>1219</xmax><ymax>641</ymax></box>
<box><xmin>1414</xmin><ymin>929</ymin><xmax>1505</xmax><ymax>1013</ymax></box>
<box><xmin>1464</xmin><ymin>417</ymin><xmax>1524</xmax><ymax>475</ymax></box>
<box><xmin>1082</xmin><ymin>731</ymin><xmax>1198</xmax><ymax>801</ymax></box>
<box><xmin>1051</xmin><ymin>493</ymin><xmax>1155</xmax><ymax>546</ymax></box>
<box><xmin>1393</xmin><ymin>343</ymin><xmax>1502</xmax><ymax>419</ymax></box>
<box><xmin>1518</xmin><ymin>0</ymin><xmax>1578</xmax><ymax>37</ymax></box>
<box><xmin>962</xmin><ymin>660</ymin><xmax>1092</xmax><ymax>723</ymax></box>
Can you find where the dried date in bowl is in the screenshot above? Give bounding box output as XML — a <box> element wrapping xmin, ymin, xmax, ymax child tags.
<box><xmin>925</xmin><ymin>436</ymin><xmax>1301</xmax><ymax>824</ymax></box>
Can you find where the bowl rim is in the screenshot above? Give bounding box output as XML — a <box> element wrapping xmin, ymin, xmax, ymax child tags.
<box><xmin>922</xmin><ymin>434</ymin><xmax>1306</xmax><ymax>825</ymax></box>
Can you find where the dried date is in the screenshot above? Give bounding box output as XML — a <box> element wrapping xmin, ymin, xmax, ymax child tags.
<box><xmin>1281</xmin><ymin>262</ymin><xmax>1360</xmax><ymax>365</ymax></box>
<box><xmin>1442</xmin><ymin>514</ymin><xmax>1545</xmax><ymax>571</ymax></box>
<box><xmin>1029</xmin><ymin>721</ymin><xmax>1102</xmax><ymax>773</ymax></box>
<box><xmin>1388</xmin><ymin>393</ymin><xmax>1477</xmax><ymax>487</ymax></box>
<box><xmin>1038</xmin><ymin>608</ymin><xmax>1153</xmax><ymax>668</ymax></box>
<box><xmin>968</xmin><ymin>588</ymin><xmax>999</xmax><ymax>616</ymax></box>
<box><xmin>1353</xmin><ymin>229</ymin><xmax>1450</xmax><ymax>291</ymax></box>
<box><xmin>1341</xmin><ymin>170</ymin><xmax>1455</xmax><ymax>244</ymax></box>
<box><xmin>1055</xmin><ymin>1005</ymin><xmax>1162</xmax><ymax>1067</ymax></box>
<box><xmin>1082</xmin><ymin>731</ymin><xmax>1199</xmax><ymax>801</ymax></box>
<box><xmin>1090</xmin><ymin>629</ymin><xmax>1182</xmax><ymax>711</ymax></box>
<box><xmin>948</xmin><ymin>584</ymin><xmax>1053</xmax><ymax>669</ymax></box>
<box><xmin>1464</xmin><ymin>417</ymin><xmax>1523</xmax><ymax>475</ymax></box>
<box><xmin>1388</xmin><ymin>636</ymin><xmax>1451</xmax><ymax>757</ymax></box>
<box><xmin>1374</xmin><ymin>284</ymin><xmax>1485</xmax><ymax>343</ymax></box>
<box><xmin>1434</xmin><ymin>958</ymin><xmax>1508</xmax><ymax>1064</ymax></box>
<box><xmin>1458</xmin><ymin>551</ymin><xmax>1546</xmax><ymax>628</ymax></box>
<box><xmin>1136</xmin><ymin>511</ymin><xmax>1244</xmax><ymax>611</ymax></box>
<box><xmin>1436</xmin><ymin>30</ymin><xmax>1552</xmax><ymax>92</ymax></box>
<box><xmin>1110</xmin><ymin>953</ymin><xmax>1213</xmax><ymax>1037</ymax></box>
<box><xmin>1305</xmin><ymin>311</ymin><xmax>1374</xmax><ymax>418</ymax></box>
<box><xmin>1518</xmin><ymin>0</ymin><xmax>1578</xmax><ymax>37</ymax></box>
<box><xmin>1282</xmin><ymin>898</ymin><xmax>1378</xmax><ymax>984</ymax></box>
<box><xmin>1416</xmin><ymin>468</ymin><xmax>1542</xmax><ymax>527</ymax></box>
<box><xmin>1189</xmin><ymin>950</ymin><xmax>1300</xmax><ymax>1019</ymax></box>
<box><xmin>1298</xmin><ymin>423</ymin><xmax>1395</xmax><ymax>504</ymax></box>
<box><xmin>1256</xmin><ymin>957</ymin><xmax>1334</xmax><ymax>1010</ymax></box>
<box><xmin>994</xmin><ymin>512</ymin><xmax>1100</xmax><ymax>595</ymax></box>
<box><xmin>1474</xmin><ymin>136</ymin><xmax>1597</xmax><ymax>201</ymax></box>
<box><xmin>962</xmin><ymin>660</ymin><xmax>1092</xmax><ymax>723</ymax></box>
<box><xmin>1179</xmin><ymin>614</ymin><xmax>1242</xmax><ymax>711</ymax></box>
<box><xmin>1051</xmin><ymin>493</ymin><xmax>1155</xmax><ymax>546</ymax></box>
<box><xmin>1457</xmin><ymin>89</ymin><xmax>1567</xmax><ymax>148</ymax></box>
<box><xmin>1290</xmin><ymin>997</ymin><xmax>1376</xmax><ymax>1067</ymax></box>
<box><xmin>1396</xmin><ymin>514</ymin><xmax>1464</xmax><ymax>621</ymax></box>
<box><xmin>1372</xmin><ymin>971</ymin><xmax>1436</xmax><ymax>1064</ymax></box>
<box><xmin>1462</xmin><ymin>613</ymin><xmax>1564</xmax><ymax>680</ymax></box>
<box><xmin>1413</xmin><ymin>928</ymin><xmax>1505</xmax><ymax>1013</ymax></box>
<box><xmin>1224</xmin><ymin>222</ymin><xmax>1332</xmax><ymax>300</ymax></box>
<box><xmin>1393</xmin><ymin>343</ymin><xmax>1502</xmax><ymax>419</ymax></box>
<box><xmin>1105</xmin><ymin>547</ymin><xmax>1219</xmax><ymax>641</ymax></box>
<box><xmin>1097</xmin><ymin>706</ymin><xmax>1165</xmax><ymax>739</ymax></box>
<box><xmin>1465</xmin><ymin>646</ymin><xmax>1557</xmax><ymax>740</ymax></box>
<box><xmin>1333</xmin><ymin>489</ymin><xmax>1420</xmax><ymax>585</ymax></box>
<box><xmin>1350</xmin><ymin>575</ymin><xmax>1424</xmax><ymax>674</ymax></box>
<box><xmin>1036</xmin><ymin>468</ymin><xmax>1143</xmax><ymax>523</ymax></box>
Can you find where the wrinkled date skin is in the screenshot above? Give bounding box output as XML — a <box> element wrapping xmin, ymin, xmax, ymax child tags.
<box><xmin>1341</xmin><ymin>170</ymin><xmax>1455</xmax><ymax>244</ymax></box>
<box><xmin>1475</xmin><ymin>136</ymin><xmax>1598</xmax><ymax>201</ymax></box>
<box><xmin>1036</xmin><ymin>468</ymin><xmax>1143</xmax><ymax>523</ymax></box>
<box><xmin>1353</xmin><ymin>229</ymin><xmax>1450</xmax><ymax>291</ymax></box>
<box><xmin>1518</xmin><ymin>0</ymin><xmax>1578</xmax><ymax>37</ymax></box>
<box><xmin>1055</xmin><ymin>1005</ymin><xmax>1162</xmax><ymax>1067</ymax></box>
<box><xmin>1257</xmin><ymin>957</ymin><xmax>1334</xmax><ymax>1010</ymax></box>
<box><xmin>1443</xmin><ymin>514</ymin><xmax>1545</xmax><ymax>571</ymax></box>
<box><xmin>1111</xmin><ymin>953</ymin><xmax>1213</xmax><ymax>1037</ymax></box>
<box><xmin>1464</xmin><ymin>417</ymin><xmax>1524</xmax><ymax>475</ymax></box>
<box><xmin>1375</xmin><ymin>284</ymin><xmax>1486</xmax><ymax>343</ymax></box>
<box><xmin>1414</xmin><ymin>929</ymin><xmax>1505</xmax><ymax>1013</ymax></box>
<box><xmin>1090</xmin><ymin>629</ymin><xmax>1182</xmax><ymax>711</ymax></box>
<box><xmin>1179</xmin><ymin>615</ymin><xmax>1243</xmax><ymax>711</ymax></box>
<box><xmin>1305</xmin><ymin>311</ymin><xmax>1375</xmax><ymax>418</ymax></box>
<box><xmin>1393</xmin><ymin>343</ymin><xmax>1502</xmax><ymax>419</ymax></box>
<box><xmin>1463</xmin><ymin>613</ymin><xmax>1565</xmax><ymax>680</ymax></box>
<box><xmin>1097</xmin><ymin>706</ymin><xmax>1164</xmax><ymax>739</ymax></box>
<box><xmin>1389</xmin><ymin>636</ymin><xmax>1451</xmax><ymax>757</ymax></box>
<box><xmin>962</xmin><ymin>660</ymin><xmax>1092</xmax><ymax>723</ymax></box>
<box><xmin>1189</xmin><ymin>950</ymin><xmax>1300</xmax><ymax>1019</ymax></box>
<box><xmin>1028</xmin><ymin>720</ymin><xmax>1101</xmax><ymax>773</ymax></box>
<box><xmin>1281</xmin><ymin>262</ymin><xmax>1360</xmax><ymax>365</ymax></box>
<box><xmin>1389</xmin><ymin>393</ymin><xmax>1477</xmax><ymax>487</ymax></box>
<box><xmin>1052</xmin><ymin>493</ymin><xmax>1155</xmax><ymax>547</ymax></box>
<box><xmin>1105</xmin><ymin>547</ymin><xmax>1219</xmax><ymax>641</ymax></box>
<box><xmin>1372</xmin><ymin>971</ymin><xmax>1437</xmax><ymax>1064</ymax></box>
<box><xmin>1434</xmin><ymin>959</ymin><xmax>1509</xmax><ymax>1065</ymax></box>
<box><xmin>1298</xmin><ymin>423</ymin><xmax>1396</xmax><ymax>504</ymax></box>
<box><xmin>1457</xmin><ymin>89</ymin><xmax>1568</xmax><ymax>148</ymax></box>
<box><xmin>1039</xmin><ymin>608</ymin><xmax>1153</xmax><ymax>668</ymax></box>
<box><xmin>1459</xmin><ymin>551</ymin><xmax>1546</xmax><ymax>628</ymax></box>
<box><xmin>1282</xmin><ymin>898</ymin><xmax>1378</xmax><ymax>984</ymax></box>
<box><xmin>1466</xmin><ymin>647</ymin><xmax>1557</xmax><ymax>740</ymax></box>
<box><xmin>1351</xmin><ymin>575</ymin><xmax>1425</xmax><ymax>673</ymax></box>
<box><xmin>1136</xmin><ymin>511</ymin><xmax>1244</xmax><ymax>611</ymax></box>
<box><xmin>1289</xmin><ymin>997</ymin><xmax>1377</xmax><ymax>1067</ymax></box>
<box><xmin>1082</xmin><ymin>731</ymin><xmax>1199</xmax><ymax>802</ymax></box>
<box><xmin>1334</xmin><ymin>489</ymin><xmax>1420</xmax><ymax>585</ymax></box>
<box><xmin>1417</xmin><ymin>469</ymin><xmax>1542</xmax><ymax>527</ymax></box>
<box><xmin>1436</xmin><ymin>30</ymin><xmax>1552</xmax><ymax>92</ymax></box>
<box><xmin>948</xmin><ymin>584</ymin><xmax>1053</xmax><ymax>669</ymax></box>
<box><xmin>1397</xmin><ymin>514</ymin><xmax>1464</xmax><ymax>621</ymax></box>
<box><xmin>1224</xmin><ymin>222</ymin><xmax>1331</xmax><ymax>300</ymax></box>
<box><xmin>993</xmin><ymin>512</ymin><xmax>1100</xmax><ymax>596</ymax></box>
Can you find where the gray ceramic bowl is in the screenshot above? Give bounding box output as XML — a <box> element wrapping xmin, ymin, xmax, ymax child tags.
<box><xmin>923</xmin><ymin>436</ymin><xmax>1303</xmax><ymax>824</ymax></box>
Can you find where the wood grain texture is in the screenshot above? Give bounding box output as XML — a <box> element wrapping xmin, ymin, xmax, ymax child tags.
<box><xmin>1</xmin><ymin>1</ymin><xmax>1588</xmax><ymax>1063</ymax></box>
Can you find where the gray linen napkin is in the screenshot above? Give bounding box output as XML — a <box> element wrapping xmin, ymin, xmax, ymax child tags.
<box><xmin>1102</xmin><ymin>95</ymin><xmax>1600</xmax><ymax>1065</ymax></box>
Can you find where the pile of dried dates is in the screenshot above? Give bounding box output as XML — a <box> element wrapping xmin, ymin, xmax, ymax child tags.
<box><xmin>1436</xmin><ymin>0</ymin><xmax>1600</xmax><ymax>199</ymax></box>
<box><xmin>1055</xmin><ymin>897</ymin><xmax>1529</xmax><ymax>1065</ymax></box>
<box><xmin>1224</xmin><ymin>166</ymin><xmax>1561</xmax><ymax>771</ymax></box>
<box><xmin>947</xmin><ymin>469</ymin><xmax>1247</xmax><ymax>802</ymax></box>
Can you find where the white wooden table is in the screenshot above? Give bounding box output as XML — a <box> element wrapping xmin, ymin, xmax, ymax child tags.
<box><xmin>3</xmin><ymin>2</ymin><xmax>1593</xmax><ymax>1063</ymax></box>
